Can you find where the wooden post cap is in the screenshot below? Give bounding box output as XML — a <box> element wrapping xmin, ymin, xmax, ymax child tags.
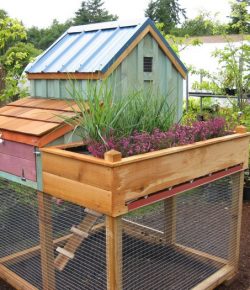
<box><xmin>104</xmin><ymin>150</ymin><xmax>122</xmax><ymax>162</ymax></box>
<box><xmin>235</xmin><ymin>125</ymin><xmax>247</xmax><ymax>134</ymax></box>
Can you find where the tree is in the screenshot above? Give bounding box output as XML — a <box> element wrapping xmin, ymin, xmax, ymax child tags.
<box><xmin>0</xmin><ymin>14</ymin><xmax>26</xmax><ymax>55</ymax></box>
<box><xmin>228</xmin><ymin>0</ymin><xmax>250</xmax><ymax>34</ymax></box>
<box><xmin>27</xmin><ymin>19</ymin><xmax>72</xmax><ymax>51</ymax></box>
<box><xmin>145</xmin><ymin>0</ymin><xmax>186</xmax><ymax>33</ymax></box>
<box><xmin>0</xmin><ymin>12</ymin><xmax>41</xmax><ymax>102</ymax></box>
<box><xmin>73</xmin><ymin>0</ymin><xmax>118</xmax><ymax>25</ymax></box>
<box><xmin>0</xmin><ymin>9</ymin><xmax>8</xmax><ymax>19</ymax></box>
<box><xmin>0</xmin><ymin>42</ymin><xmax>41</xmax><ymax>102</ymax></box>
<box><xmin>171</xmin><ymin>12</ymin><xmax>227</xmax><ymax>37</ymax></box>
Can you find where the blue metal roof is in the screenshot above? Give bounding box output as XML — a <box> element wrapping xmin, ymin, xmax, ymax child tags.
<box><xmin>26</xmin><ymin>18</ymin><xmax>187</xmax><ymax>75</ymax></box>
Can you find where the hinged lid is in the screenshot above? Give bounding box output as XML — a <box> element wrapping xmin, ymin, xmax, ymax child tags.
<box><xmin>0</xmin><ymin>97</ymin><xmax>77</xmax><ymax>147</ymax></box>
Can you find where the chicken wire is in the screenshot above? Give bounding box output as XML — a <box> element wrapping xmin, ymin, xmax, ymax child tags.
<box><xmin>0</xmin><ymin>171</ymin><xmax>241</xmax><ymax>290</ymax></box>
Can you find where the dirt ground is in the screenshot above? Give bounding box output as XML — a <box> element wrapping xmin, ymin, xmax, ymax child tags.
<box><xmin>0</xmin><ymin>201</ymin><xmax>249</xmax><ymax>290</ymax></box>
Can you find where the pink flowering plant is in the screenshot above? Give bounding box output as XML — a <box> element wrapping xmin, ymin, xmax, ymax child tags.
<box><xmin>88</xmin><ymin>117</ymin><xmax>231</xmax><ymax>158</ymax></box>
<box><xmin>65</xmin><ymin>81</ymin><xmax>232</xmax><ymax>159</ymax></box>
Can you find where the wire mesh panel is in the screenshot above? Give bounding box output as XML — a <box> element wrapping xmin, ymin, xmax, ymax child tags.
<box><xmin>0</xmin><ymin>178</ymin><xmax>107</xmax><ymax>290</ymax></box>
<box><xmin>121</xmin><ymin>172</ymin><xmax>241</xmax><ymax>290</ymax></box>
<box><xmin>0</xmin><ymin>171</ymin><xmax>242</xmax><ymax>290</ymax></box>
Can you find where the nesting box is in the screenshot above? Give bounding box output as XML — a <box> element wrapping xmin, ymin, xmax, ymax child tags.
<box><xmin>0</xmin><ymin>97</ymin><xmax>81</xmax><ymax>189</ymax></box>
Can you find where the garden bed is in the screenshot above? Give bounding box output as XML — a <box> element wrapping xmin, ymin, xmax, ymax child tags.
<box><xmin>41</xmin><ymin>131</ymin><xmax>250</xmax><ymax>217</ymax></box>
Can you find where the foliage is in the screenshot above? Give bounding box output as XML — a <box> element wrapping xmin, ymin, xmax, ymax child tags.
<box><xmin>155</xmin><ymin>23</ymin><xmax>202</xmax><ymax>55</ymax></box>
<box><xmin>64</xmin><ymin>80</ymin><xmax>175</xmax><ymax>145</ymax></box>
<box><xmin>73</xmin><ymin>0</ymin><xmax>118</xmax><ymax>25</ymax></box>
<box><xmin>88</xmin><ymin>118</ymin><xmax>229</xmax><ymax>158</ymax></box>
<box><xmin>228</xmin><ymin>0</ymin><xmax>250</xmax><ymax>34</ymax></box>
<box><xmin>27</xmin><ymin>19</ymin><xmax>72</xmax><ymax>51</ymax></box>
<box><xmin>191</xmin><ymin>36</ymin><xmax>250</xmax><ymax>111</ymax></box>
<box><xmin>0</xmin><ymin>9</ymin><xmax>8</xmax><ymax>20</ymax></box>
<box><xmin>0</xmin><ymin>42</ymin><xmax>41</xmax><ymax>102</ymax></box>
<box><xmin>171</xmin><ymin>12</ymin><xmax>227</xmax><ymax>37</ymax></box>
<box><xmin>213</xmin><ymin>39</ymin><xmax>250</xmax><ymax>110</ymax></box>
<box><xmin>0</xmin><ymin>15</ymin><xmax>26</xmax><ymax>55</ymax></box>
<box><xmin>145</xmin><ymin>0</ymin><xmax>186</xmax><ymax>33</ymax></box>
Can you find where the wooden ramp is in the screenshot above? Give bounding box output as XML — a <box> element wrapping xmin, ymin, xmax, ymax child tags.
<box><xmin>55</xmin><ymin>208</ymin><xmax>102</xmax><ymax>271</ymax></box>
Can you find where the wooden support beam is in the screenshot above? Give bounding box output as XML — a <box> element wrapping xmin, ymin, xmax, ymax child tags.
<box><xmin>228</xmin><ymin>171</ymin><xmax>244</xmax><ymax>269</ymax></box>
<box><xmin>106</xmin><ymin>216</ymin><xmax>122</xmax><ymax>290</ymax></box>
<box><xmin>122</xmin><ymin>219</ymin><xmax>165</xmax><ymax>244</ymax></box>
<box><xmin>175</xmin><ymin>243</ymin><xmax>228</xmax><ymax>265</ymax></box>
<box><xmin>164</xmin><ymin>197</ymin><xmax>176</xmax><ymax>244</ymax></box>
<box><xmin>191</xmin><ymin>265</ymin><xmax>235</xmax><ymax>290</ymax></box>
<box><xmin>38</xmin><ymin>191</ymin><xmax>56</xmax><ymax>290</ymax></box>
<box><xmin>0</xmin><ymin>264</ymin><xmax>39</xmax><ymax>290</ymax></box>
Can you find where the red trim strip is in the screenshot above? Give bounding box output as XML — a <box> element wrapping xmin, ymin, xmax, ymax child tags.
<box><xmin>127</xmin><ymin>164</ymin><xmax>243</xmax><ymax>211</ymax></box>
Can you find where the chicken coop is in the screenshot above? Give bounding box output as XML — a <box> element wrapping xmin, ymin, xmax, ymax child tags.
<box><xmin>0</xmin><ymin>18</ymin><xmax>249</xmax><ymax>290</ymax></box>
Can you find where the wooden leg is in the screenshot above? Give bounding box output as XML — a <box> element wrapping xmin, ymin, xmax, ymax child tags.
<box><xmin>38</xmin><ymin>192</ymin><xmax>56</xmax><ymax>290</ymax></box>
<box><xmin>106</xmin><ymin>215</ymin><xmax>122</xmax><ymax>290</ymax></box>
<box><xmin>229</xmin><ymin>172</ymin><xmax>244</xmax><ymax>269</ymax></box>
<box><xmin>164</xmin><ymin>196</ymin><xmax>176</xmax><ymax>244</ymax></box>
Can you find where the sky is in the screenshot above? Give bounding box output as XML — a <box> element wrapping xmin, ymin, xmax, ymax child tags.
<box><xmin>0</xmin><ymin>0</ymin><xmax>231</xmax><ymax>28</ymax></box>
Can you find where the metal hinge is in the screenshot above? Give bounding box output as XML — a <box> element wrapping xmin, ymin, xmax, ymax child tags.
<box><xmin>33</xmin><ymin>149</ymin><xmax>41</xmax><ymax>156</ymax></box>
<box><xmin>21</xmin><ymin>169</ymin><xmax>26</xmax><ymax>181</ymax></box>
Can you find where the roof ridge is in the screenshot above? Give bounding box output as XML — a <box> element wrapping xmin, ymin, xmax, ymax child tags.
<box><xmin>67</xmin><ymin>18</ymin><xmax>148</xmax><ymax>33</ymax></box>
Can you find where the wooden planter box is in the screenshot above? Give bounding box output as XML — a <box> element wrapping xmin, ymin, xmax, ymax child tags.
<box><xmin>41</xmin><ymin>129</ymin><xmax>250</xmax><ymax>217</ymax></box>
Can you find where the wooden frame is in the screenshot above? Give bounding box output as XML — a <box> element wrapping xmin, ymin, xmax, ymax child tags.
<box><xmin>38</xmin><ymin>192</ymin><xmax>56</xmax><ymax>290</ymax></box>
<box><xmin>41</xmin><ymin>131</ymin><xmax>250</xmax><ymax>217</ymax></box>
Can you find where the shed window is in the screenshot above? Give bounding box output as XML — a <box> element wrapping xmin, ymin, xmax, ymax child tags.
<box><xmin>143</xmin><ymin>57</ymin><xmax>153</xmax><ymax>72</ymax></box>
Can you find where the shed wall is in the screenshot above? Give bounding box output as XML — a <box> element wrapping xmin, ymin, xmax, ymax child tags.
<box><xmin>30</xmin><ymin>33</ymin><xmax>183</xmax><ymax>120</ymax></box>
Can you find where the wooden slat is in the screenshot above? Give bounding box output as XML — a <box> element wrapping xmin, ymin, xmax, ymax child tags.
<box><xmin>54</xmin><ymin>214</ymin><xmax>99</xmax><ymax>271</ymax></box>
<box><xmin>0</xmin><ymin>171</ymin><xmax>37</xmax><ymax>189</ymax></box>
<box><xmin>228</xmin><ymin>172</ymin><xmax>244</xmax><ymax>268</ymax></box>
<box><xmin>27</xmin><ymin>72</ymin><xmax>101</xmax><ymax>80</ymax></box>
<box><xmin>0</xmin><ymin>130</ymin><xmax>40</xmax><ymax>145</ymax></box>
<box><xmin>0</xmin><ymin>106</ymin><xmax>31</xmax><ymax>116</ymax></box>
<box><xmin>0</xmin><ymin>107</ymin><xmax>75</xmax><ymax>123</ymax></box>
<box><xmin>0</xmin><ymin>152</ymin><xmax>36</xmax><ymax>181</ymax></box>
<box><xmin>106</xmin><ymin>216</ymin><xmax>122</xmax><ymax>290</ymax></box>
<box><xmin>42</xmin><ymin>172</ymin><xmax>113</xmax><ymax>214</ymax></box>
<box><xmin>0</xmin><ymin>116</ymin><xmax>59</xmax><ymax>136</ymax></box>
<box><xmin>7</xmin><ymin>98</ymin><xmax>78</xmax><ymax>112</ymax></box>
<box><xmin>0</xmin><ymin>139</ymin><xmax>34</xmax><ymax>160</ymax></box>
<box><xmin>38</xmin><ymin>192</ymin><xmax>56</xmax><ymax>290</ymax></box>
<box><xmin>37</xmin><ymin>124</ymin><xmax>73</xmax><ymax>147</ymax></box>
<box><xmin>191</xmin><ymin>265</ymin><xmax>235</xmax><ymax>290</ymax></box>
<box><xmin>175</xmin><ymin>243</ymin><xmax>228</xmax><ymax>265</ymax></box>
<box><xmin>41</xmin><ymin>133</ymin><xmax>250</xmax><ymax>168</ymax></box>
<box><xmin>0</xmin><ymin>126</ymin><xmax>71</xmax><ymax>147</ymax></box>
<box><xmin>164</xmin><ymin>197</ymin><xmax>176</xmax><ymax>244</ymax></box>
<box><xmin>0</xmin><ymin>264</ymin><xmax>39</xmax><ymax>290</ymax></box>
<box><xmin>117</xmin><ymin>134</ymin><xmax>250</xmax><ymax>201</ymax></box>
<box><xmin>42</xmin><ymin>152</ymin><xmax>113</xmax><ymax>190</ymax></box>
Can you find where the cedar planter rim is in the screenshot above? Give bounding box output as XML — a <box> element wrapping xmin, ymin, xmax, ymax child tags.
<box><xmin>40</xmin><ymin>130</ymin><xmax>250</xmax><ymax>168</ymax></box>
<box><xmin>41</xmin><ymin>126</ymin><xmax>250</xmax><ymax>217</ymax></box>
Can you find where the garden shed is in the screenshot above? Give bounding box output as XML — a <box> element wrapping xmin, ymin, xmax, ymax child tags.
<box><xmin>26</xmin><ymin>18</ymin><xmax>187</xmax><ymax>120</ymax></box>
<box><xmin>0</xmin><ymin>18</ymin><xmax>249</xmax><ymax>290</ymax></box>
